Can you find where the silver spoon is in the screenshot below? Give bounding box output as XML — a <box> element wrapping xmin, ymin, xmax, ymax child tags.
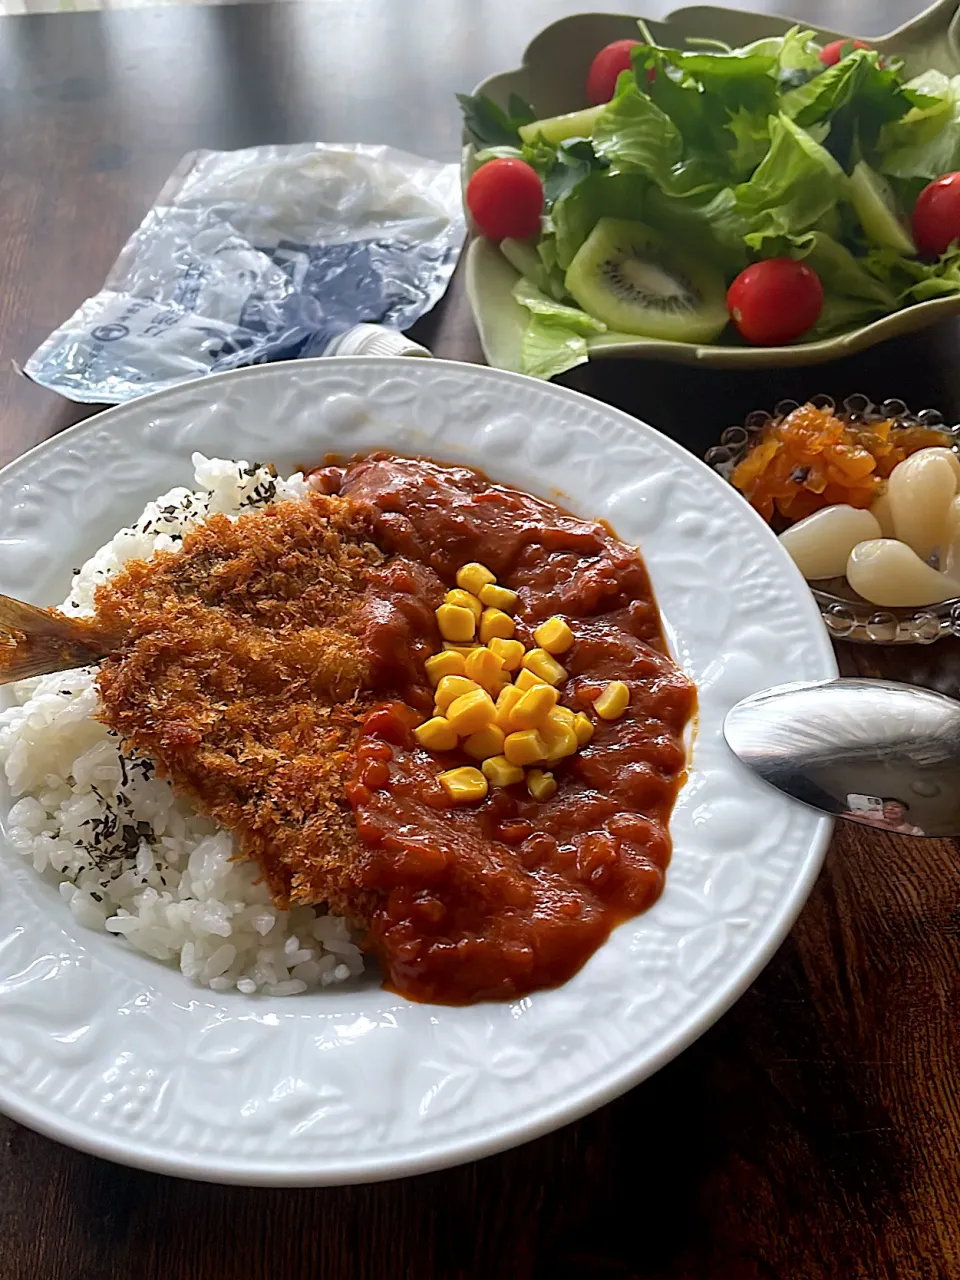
<box><xmin>723</xmin><ymin>678</ymin><xmax>960</xmax><ymax>838</ymax></box>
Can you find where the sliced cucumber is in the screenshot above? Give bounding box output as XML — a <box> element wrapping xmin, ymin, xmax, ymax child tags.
<box><xmin>500</xmin><ymin>237</ymin><xmax>544</xmax><ymax>280</ymax></box>
<box><xmin>518</xmin><ymin>104</ymin><xmax>606</xmax><ymax>147</ymax></box>
<box><xmin>501</xmin><ymin>239</ymin><xmax>570</xmax><ymax>302</ymax></box>
<box><xmin>850</xmin><ymin>161</ymin><xmax>916</xmax><ymax>256</ymax></box>
<box><xmin>564</xmin><ymin>217</ymin><xmax>729</xmax><ymax>343</ymax></box>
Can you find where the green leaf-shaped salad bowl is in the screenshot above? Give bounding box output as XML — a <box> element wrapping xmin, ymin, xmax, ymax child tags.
<box><xmin>462</xmin><ymin>0</ymin><xmax>960</xmax><ymax>377</ymax></box>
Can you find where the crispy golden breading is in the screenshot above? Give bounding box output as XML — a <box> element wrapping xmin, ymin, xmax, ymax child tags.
<box><xmin>94</xmin><ymin>493</ymin><xmax>381</xmax><ymax>913</ymax></box>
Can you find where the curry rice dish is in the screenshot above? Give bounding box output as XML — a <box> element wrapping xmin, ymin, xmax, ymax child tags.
<box><xmin>0</xmin><ymin>453</ymin><xmax>695</xmax><ymax>1005</ymax></box>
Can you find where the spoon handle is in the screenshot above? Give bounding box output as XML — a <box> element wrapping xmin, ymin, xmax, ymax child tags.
<box><xmin>0</xmin><ymin>593</ymin><xmax>119</xmax><ymax>684</ymax></box>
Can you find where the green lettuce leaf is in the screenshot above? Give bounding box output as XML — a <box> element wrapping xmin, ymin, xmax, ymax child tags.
<box><xmin>631</xmin><ymin>42</ymin><xmax>778</xmax><ymax>184</ymax></box>
<box><xmin>591</xmin><ymin>83</ymin><xmax>683</xmax><ymax>179</ymax></box>
<box><xmin>783</xmin><ymin>231</ymin><xmax>897</xmax><ymax>336</ymax></box>
<box><xmin>885</xmin><ymin>173</ymin><xmax>929</xmax><ymax>217</ymax></box>
<box><xmin>643</xmin><ymin>185</ymin><xmax>752</xmax><ymax>273</ymax></box>
<box><xmin>736</xmin><ymin>113</ymin><xmax>847</xmax><ymax>246</ymax></box>
<box><xmin>781</xmin><ymin>50</ymin><xmax>926</xmax><ymax>167</ymax></box>
<box><xmin>596</xmin><ymin>71</ymin><xmax>724</xmax><ymax>194</ymax></box>
<box><xmin>458</xmin><ymin>92</ymin><xmax>536</xmax><ymax>149</ymax></box>
<box><xmin>880</xmin><ymin>70</ymin><xmax>957</xmax><ymax>148</ymax></box>
<box><xmin>782</xmin><ymin>51</ymin><xmax>912</xmax><ymax>128</ymax></box>
<box><xmin>647</xmin><ymin>43</ymin><xmax>779</xmax><ymax>115</ymax></box>
<box><xmin>878</xmin><ymin>72</ymin><xmax>960</xmax><ymax>180</ymax></box>
<box><xmin>725</xmin><ymin>105</ymin><xmax>773</xmax><ymax>176</ymax></box>
<box><xmin>551</xmin><ymin>171</ymin><xmax>648</xmax><ymax>269</ymax></box>
<box><xmin>631</xmin><ymin>48</ymin><xmax>734</xmax><ymax>176</ymax></box>
<box><xmin>739</xmin><ymin>26</ymin><xmax>822</xmax><ymax>77</ymax></box>
<box><xmin>512</xmin><ymin>277</ymin><xmax>607</xmax><ymax>330</ymax></box>
<box><xmin>768</xmin><ymin>231</ymin><xmax>960</xmax><ymax>337</ymax></box>
<box><xmin>512</xmin><ymin>279</ymin><xmax>607</xmax><ymax>380</ymax></box>
<box><xmin>519</xmin><ymin>316</ymin><xmax>590</xmax><ymax>380</ymax></box>
<box><xmin>864</xmin><ymin>243</ymin><xmax>960</xmax><ymax>303</ymax></box>
<box><xmin>520</xmin><ymin>135</ymin><xmax>609</xmax><ymax>207</ymax></box>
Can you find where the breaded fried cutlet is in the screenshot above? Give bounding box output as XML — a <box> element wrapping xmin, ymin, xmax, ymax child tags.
<box><xmin>93</xmin><ymin>492</ymin><xmax>381</xmax><ymax>915</ymax></box>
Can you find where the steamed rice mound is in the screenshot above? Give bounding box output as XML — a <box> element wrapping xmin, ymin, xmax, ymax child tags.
<box><xmin>0</xmin><ymin>455</ymin><xmax>364</xmax><ymax>996</ymax></box>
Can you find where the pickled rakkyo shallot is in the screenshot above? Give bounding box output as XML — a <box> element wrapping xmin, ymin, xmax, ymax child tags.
<box><xmin>779</xmin><ymin>506</ymin><xmax>881</xmax><ymax>580</ymax></box>
<box><xmin>941</xmin><ymin>496</ymin><xmax>960</xmax><ymax>581</ymax></box>
<box><xmin>847</xmin><ymin>540</ymin><xmax>960</xmax><ymax>608</ymax></box>
<box><xmin>777</xmin><ymin>442</ymin><xmax>960</xmax><ymax>607</ymax></box>
<box><xmin>870</xmin><ymin>488</ymin><xmax>896</xmax><ymax>538</ymax></box>
<box><xmin>886</xmin><ymin>449</ymin><xmax>960</xmax><ymax>559</ymax></box>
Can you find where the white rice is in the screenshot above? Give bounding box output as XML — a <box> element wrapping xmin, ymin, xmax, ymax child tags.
<box><xmin>0</xmin><ymin>453</ymin><xmax>364</xmax><ymax>996</ymax></box>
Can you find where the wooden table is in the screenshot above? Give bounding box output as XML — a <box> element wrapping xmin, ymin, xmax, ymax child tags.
<box><xmin>2</xmin><ymin>1</ymin><xmax>960</xmax><ymax>1276</ymax></box>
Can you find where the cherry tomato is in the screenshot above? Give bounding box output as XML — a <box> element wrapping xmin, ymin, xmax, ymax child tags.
<box><xmin>727</xmin><ymin>259</ymin><xmax>824</xmax><ymax>347</ymax></box>
<box><xmin>912</xmin><ymin>172</ymin><xmax>960</xmax><ymax>256</ymax></box>
<box><xmin>586</xmin><ymin>39</ymin><xmax>640</xmax><ymax>104</ymax></box>
<box><xmin>466</xmin><ymin>158</ymin><xmax>544</xmax><ymax>242</ymax></box>
<box><xmin>819</xmin><ymin>38</ymin><xmax>871</xmax><ymax>66</ymax></box>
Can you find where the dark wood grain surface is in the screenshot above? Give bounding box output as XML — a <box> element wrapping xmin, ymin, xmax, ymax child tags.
<box><xmin>2</xmin><ymin>2</ymin><xmax>960</xmax><ymax>1277</ymax></box>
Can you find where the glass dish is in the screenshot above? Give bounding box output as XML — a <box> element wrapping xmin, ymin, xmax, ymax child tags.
<box><xmin>705</xmin><ymin>395</ymin><xmax>960</xmax><ymax>645</ymax></box>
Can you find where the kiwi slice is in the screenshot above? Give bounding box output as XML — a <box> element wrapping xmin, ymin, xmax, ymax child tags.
<box><xmin>564</xmin><ymin>218</ymin><xmax>729</xmax><ymax>343</ymax></box>
<box><xmin>518</xmin><ymin>104</ymin><xmax>606</xmax><ymax>147</ymax></box>
<box><xmin>850</xmin><ymin>161</ymin><xmax>916</xmax><ymax>256</ymax></box>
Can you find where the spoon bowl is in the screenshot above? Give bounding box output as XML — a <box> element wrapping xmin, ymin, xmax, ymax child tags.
<box><xmin>724</xmin><ymin>678</ymin><xmax>960</xmax><ymax>837</ymax></box>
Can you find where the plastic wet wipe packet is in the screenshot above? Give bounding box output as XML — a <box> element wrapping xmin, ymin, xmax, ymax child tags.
<box><xmin>25</xmin><ymin>143</ymin><xmax>465</xmax><ymax>404</ymax></box>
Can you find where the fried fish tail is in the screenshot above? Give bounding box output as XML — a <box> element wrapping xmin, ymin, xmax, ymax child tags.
<box><xmin>0</xmin><ymin>593</ymin><xmax>120</xmax><ymax>683</ymax></box>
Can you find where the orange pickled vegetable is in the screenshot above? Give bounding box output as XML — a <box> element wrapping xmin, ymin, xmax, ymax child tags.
<box><xmin>730</xmin><ymin>404</ymin><xmax>950</xmax><ymax>523</ymax></box>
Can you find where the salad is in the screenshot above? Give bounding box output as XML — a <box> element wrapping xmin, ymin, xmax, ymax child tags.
<box><xmin>459</xmin><ymin>25</ymin><xmax>960</xmax><ymax>379</ymax></box>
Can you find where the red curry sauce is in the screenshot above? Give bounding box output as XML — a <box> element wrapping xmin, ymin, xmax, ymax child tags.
<box><xmin>311</xmin><ymin>455</ymin><xmax>696</xmax><ymax>1005</ymax></box>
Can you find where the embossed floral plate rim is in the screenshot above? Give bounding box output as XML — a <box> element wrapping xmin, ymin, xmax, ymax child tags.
<box><xmin>0</xmin><ymin>358</ymin><xmax>836</xmax><ymax>1185</ymax></box>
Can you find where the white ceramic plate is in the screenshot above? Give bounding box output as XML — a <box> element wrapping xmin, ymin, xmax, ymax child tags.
<box><xmin>0</xmin><ymin>358</ymin><xmax>836</xmax><ymax>1185</ymax></box>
